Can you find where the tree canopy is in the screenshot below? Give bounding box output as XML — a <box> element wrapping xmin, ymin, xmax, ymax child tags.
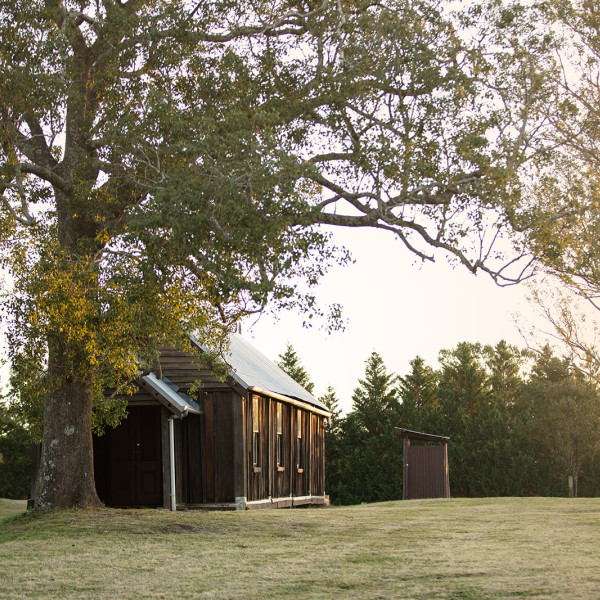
<box><xmin>523</xmin><ymin>1</ymin><xmax>600</xmax><ymax>377</ymax></box>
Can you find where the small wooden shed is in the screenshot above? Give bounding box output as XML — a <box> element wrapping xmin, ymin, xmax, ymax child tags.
<box><xmin>395</xmin><ymin>428</ymin><xmax>451</xmax><ymax>500</ymax></box>
<box><xmin>93</xmin><ymin>333</ymin><xmax>331</xmax><ymax>510</ymax></box>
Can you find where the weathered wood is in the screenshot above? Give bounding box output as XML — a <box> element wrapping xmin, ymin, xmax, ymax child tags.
<box><xmin>92</xmin><ymin>342</ymin><xmax>329</xmax><ymax>511</ymax></box>
<box><xmin>204</xmin><ymin>396</ymin><xmax>215</xmax><ymax>502</ymax></box>
<box><xmin>214</xmin><ymin>391</ymin><xmax>234</xmax><ymax>502</ymax></box>
<box><xmin>232</xmin><ymin>392</ymin><xmax>245</xmax><ymax>502</ymax></box>
<box><xmin>403</xmin><ymin>436</ymin><xmax>409</xmax><ymax>500</ymax></box>
<box><xmin>400</xmin><ymin>428</ymin><xmax>451</xmax><ymax>500</ymax></box>
<box><xmin>161</xmin><ymin>407</ymin><xmax>171</xmax><ymax>509</ymax></box>
<box><xmin>94</xmin><ymin>406</ymin><xmax>163</xmax><ymax>507</ymax></box>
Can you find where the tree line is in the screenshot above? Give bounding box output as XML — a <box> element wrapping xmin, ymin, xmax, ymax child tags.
<box><xmin>277</xmin><ymin>341</ymin><xmax>600</xmax><ymax>504</ymax></box>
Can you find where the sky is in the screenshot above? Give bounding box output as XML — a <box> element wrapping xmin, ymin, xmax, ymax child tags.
<box><xmin>0</xmin><ymin>225</ymin><xmax>556</xmax><ymax>414</ymax></box>
<box><xmin>241</xmin><ymin>226</ymin><xmax>553</xmax><ymax>414</ymax></box>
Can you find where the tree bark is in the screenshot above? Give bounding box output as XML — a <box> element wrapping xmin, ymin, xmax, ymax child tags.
<box><xmin>33</xmin><ymin>344</ymin><xmax>102</xmax><ymax>510</ymax></box>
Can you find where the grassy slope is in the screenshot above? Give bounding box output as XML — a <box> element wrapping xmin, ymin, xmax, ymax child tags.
<box><xmin>0</xmin><ymin>498</ymin><xmax>599</xmax><ymax>599</ymax></box>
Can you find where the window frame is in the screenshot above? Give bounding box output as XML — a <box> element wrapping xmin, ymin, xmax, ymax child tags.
<box><xmin>252</xmin><ymin>396</ymin><xmax>260</xmax><ymax>471</ymax></box>
<box><xmin>296</xmin><ymin>408</ymin><xmax>303</xmax><ymax>472</ymax></box>
<box><xmin>276</xmin><ymin>403</ymin><xmax>284</xmax><ymax>470</ymax></box>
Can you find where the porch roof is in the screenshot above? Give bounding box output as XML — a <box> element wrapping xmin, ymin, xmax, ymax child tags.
<box><xmin>141</xmin><ymin>373</ymin><xmax>202</xmax><ymax>418</ymax></box>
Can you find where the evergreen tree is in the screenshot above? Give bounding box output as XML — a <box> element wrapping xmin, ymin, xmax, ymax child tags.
<box><xmin>319</xmin><ymin>386</ymin><xmax>342</xmax><ymax>433</ymax></box>
<box><xmin>331</xmin><ymin>352</ymin><xmax>403</xmax><ymax>504</ymax></box>
<box><xmin>352</xmin><ymin>352</ymin><xmax>398</xmax><ymax>436</ymax></box>
<box><xmin>397</xmin><ymin>356</ymin><xmax>439</xmax><ymax>431</ymax></box>
<box><xmin>485</xmin><ymin>341</ymin><xmax>527</xmax><ymax>415</ymax></box>
<box><xmin>437</xmin><ymin>342</ymin><xmax>496</xmax><ymax>496</ymax></box>
<box><xmin>319</xmin><ymin>386</ymin><xmax>344</xmax><ymax>503</ymax></box>
<box><xmin>523</xmin><ymin>348</ymin><xmax>600</xmax><ymax>497</ymax></box>
<box><xmin>276</xmin><ymin>343</ymin><xmax>315</xmax><ymax>394</ymax></box>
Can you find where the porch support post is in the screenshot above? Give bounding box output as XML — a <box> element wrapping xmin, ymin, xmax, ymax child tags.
<box><xmin>169</xmin><ymin>415</ymin><xmax>176</xmax><ymax>511</ymax></box>
<box><xmin>403</xmin><ymin>436</ymin><xmax>410</xmax><ymax>500</ymax></box>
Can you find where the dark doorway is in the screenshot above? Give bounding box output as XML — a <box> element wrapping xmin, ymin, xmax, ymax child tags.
<box><xmin>94</xmin><ymin>405</ymin><xmax>163</xmax><ymax>507</ymax></box>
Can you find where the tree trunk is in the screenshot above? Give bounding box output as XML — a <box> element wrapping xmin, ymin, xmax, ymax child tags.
<box><xmin>33</xmin><ymin>353</ymin><xmax>102</xmax><ymax>510</ymax></box>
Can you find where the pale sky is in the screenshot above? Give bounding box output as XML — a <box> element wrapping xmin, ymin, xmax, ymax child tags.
<box><xmin>242</xmin><ymin>226</ymin><xmax>553</xmax><ymax>414</ymax></box>
<box><xmin>0</xmin><ymin>226</ymin><xmax>554</xmax><ymax>413</ymax></box>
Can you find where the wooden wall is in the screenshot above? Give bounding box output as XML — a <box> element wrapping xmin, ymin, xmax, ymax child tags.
<box><xmin>174</xmin><ymin>391</ymin><xmax>236</xmax><ymax>505</ymax></box>
<box><xmin>246</xmin><ymin>394</ymin><xmax>326</xmax><ymax>502</ymax></box>
<box><xmin>310</xmin><ymin>413</ymin><xmax>326</xmax><ymax>497</ymax></box>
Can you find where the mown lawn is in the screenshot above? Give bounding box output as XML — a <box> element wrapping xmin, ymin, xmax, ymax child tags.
<box><xmin>0</xmin><ymin>498</ymin><xmax>27</xmax><ymax>521</ymax></box>
<box><xmin>1</xmin><ymin>497</ymin><xmax>599</xmax><ymax>599</ymax></box>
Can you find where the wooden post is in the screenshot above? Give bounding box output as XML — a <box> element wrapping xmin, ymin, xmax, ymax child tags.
<box><xmin>443</xmin><ymin>441</ymin><xmax>450</xmax><ymax>498</ymax></box>
<box><xmin>403</xmin><ymin>436</ymin><xmax>410</xmax><ymax>500</ymax></box>
<box><xmin>232</xmin><ymin>392</ymin><xmax>246</xmax><ymax>509</ymax></box>
<box><xmin>568</xmin><ymin>475</ymin><xmax>574</xmax><ymax>498</ymax></box>
<box><xmin>160</xmin><ymin>407</ymin><xmax>171</xmax><ymax>509</ymax></box>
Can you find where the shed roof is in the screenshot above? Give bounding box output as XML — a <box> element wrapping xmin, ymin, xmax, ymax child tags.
<box><xmin>192</xmin><ymin>333</ymin><xmax>328</xmax><ymax>413</ymax></box>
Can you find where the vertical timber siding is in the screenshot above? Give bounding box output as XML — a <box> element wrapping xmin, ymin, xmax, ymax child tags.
<box><xmin>404</xmin><ymin>445</ymin><xmax>450</xmax><ymax>500</ymax></box>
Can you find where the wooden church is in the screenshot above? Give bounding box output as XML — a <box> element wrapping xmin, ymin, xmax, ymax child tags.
<box><xmin>92</xmin><ymin>334</ymin><xmax>331</xmax><ymax>510</ymax></box>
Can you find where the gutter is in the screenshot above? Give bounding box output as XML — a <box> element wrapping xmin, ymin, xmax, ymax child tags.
<box><xmin>249</xmin><ymin>387</ymin><xmax>332</xmax><ymax>418</ymax></box>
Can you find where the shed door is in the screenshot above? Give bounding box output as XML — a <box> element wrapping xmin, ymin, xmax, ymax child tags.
<box><xmin>98</xmin><ymin>406</ymin><xmax>163</xmax><ymax>506</ymax></box>
<box><xmin>405</xmin><ymin>445</ymin><xmax>449</xmax><ymax>499</ymax></box>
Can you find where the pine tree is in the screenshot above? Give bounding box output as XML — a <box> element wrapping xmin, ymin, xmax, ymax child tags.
<box><xmin>276</xmin><ymin>343</ymin><xmax>315</xmax><ymax>394</ymax></box>
<box><xmin>397</xmin><ymin>356</ymin><xmax>439</xmax><ymax>431</ymax></box>
<box><xmin>352</xmin><ymin>352</ymin><xmax>398</xmax><ymax>436</ymax></box>
<box><xmin>331</xmin><ymin>352</ymin><xmax>403</xmax><ymax>504</ymax></box>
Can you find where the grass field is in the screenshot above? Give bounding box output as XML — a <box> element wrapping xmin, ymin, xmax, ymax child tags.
<box><xmin>1</xmin><ymin>497</ymin><xmax>599</xmax><ymax>599</ymax></box>
<box><xmin>0</xmin><ymin>498</ymin><xmax>27</xmax><ymax>521</ymax></box>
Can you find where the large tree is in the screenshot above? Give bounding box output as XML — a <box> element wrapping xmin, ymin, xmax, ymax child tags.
<box><xmin>0</xmin><ymin>0</ymin><xmax>561</xmax><ymax>509</ymax></box>
<box><xmin>524</xmin><ymin>1</ymin><xmax>600</xmax><ymax>377</ymax></box>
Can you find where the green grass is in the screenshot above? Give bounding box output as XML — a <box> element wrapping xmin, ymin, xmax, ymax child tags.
<box><xmin>0</xmin><ymin>499</ymin><xmax>27</xmax><ymax>521</ymax></box>
<box><xmin>1</xmin><ymin>497</ymin><xmax>599</xmax><ymax>599</ymax></box>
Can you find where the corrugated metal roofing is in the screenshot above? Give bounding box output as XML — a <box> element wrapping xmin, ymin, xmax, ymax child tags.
<box><xmin>141</xmin><ymin>373</ymin><xmax>202</xmax><ymax>417</ymax></box>
<box><xmin>193</xmin><ymin>333</ymin><xmax>328</xmax><ymax>412</ymax></box>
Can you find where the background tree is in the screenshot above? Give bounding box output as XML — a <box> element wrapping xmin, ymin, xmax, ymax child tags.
<box><xmin>0</xmin><ymin>0</ymin><xmax>566</xmax><ymax>509</ymax></box>
<box><xmin>0</xmin><ymin>400</ymin><xmax>31</xmax><ymax>500</ymax></box>
<box><xmin>522</xmin><ymin>347</ymin><xmax>600</xmax><ymax>497</ymax></box>
<box><xmin>397</xmin><ymin>355</ymin><xmax>439</xmax><ymax>432</ymax></box>
<box><xmin>276</xmin><ymin>343</ymin><xmax>315</xmax><ymax>394</ymax></box>
<box><xmin>319</xmin><ymin>385</ymin><xmax>343</xmax><ymax>502</ymax></box>
<box><xmin>330</xmin><ymin>352</ymin><xmax>403</xmax><ymax>504</ymax></box>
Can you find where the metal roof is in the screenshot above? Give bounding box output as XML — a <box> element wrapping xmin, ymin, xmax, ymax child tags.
<box><xmin>141</xmin><ymin>373</ymin><xmax>202</xmax><ymax>417</ymax></box>
<box><xmin>193</xmin><ymin>333</ymin><xmax>328</xmax><ymax>413</ymax></box>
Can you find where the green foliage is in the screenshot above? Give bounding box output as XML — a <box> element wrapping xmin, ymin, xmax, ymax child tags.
<box><xmin>0</xmin><ymin>401</ymin><xmax>31</xmax><ymax>500</ymax></box>
<box><xmin>523</xmin><ymin>2</ymin><xmax>600</xmax><ymax>377</ymax></box>
<box><xmin>276</xmin><ymin>343</ymin><xmax>315</xmax><ymax>394</ymax></box>
<box><xmin>327</xmin><ymin>352</ymin><xmax>403</xmax><ymax>505</ymax></box>
<box><xmin>522</xmin><ymin>347</ymin><xmax>600</xmax><ymax>497</ymax></box>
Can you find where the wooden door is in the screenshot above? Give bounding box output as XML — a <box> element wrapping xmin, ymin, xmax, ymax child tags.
<box><xmin>97</xmin><ymin>406</ymin><xmax>163</xmax><ymax>506</ymax></box>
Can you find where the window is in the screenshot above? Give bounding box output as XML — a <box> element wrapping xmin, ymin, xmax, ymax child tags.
<box><xmin>296</xmin><ymin>408</ymin><xmax>302</xmax><ymax>470</ymax></box>
<box><xmin>252</xmin><ymin>396</ymin><xmax>260</xmax><ymax>467</ymax></box>
<box><xmin>276</xmin><ymin>403</ymin><xmax>284</xmax><ymax>469</ymax></box>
